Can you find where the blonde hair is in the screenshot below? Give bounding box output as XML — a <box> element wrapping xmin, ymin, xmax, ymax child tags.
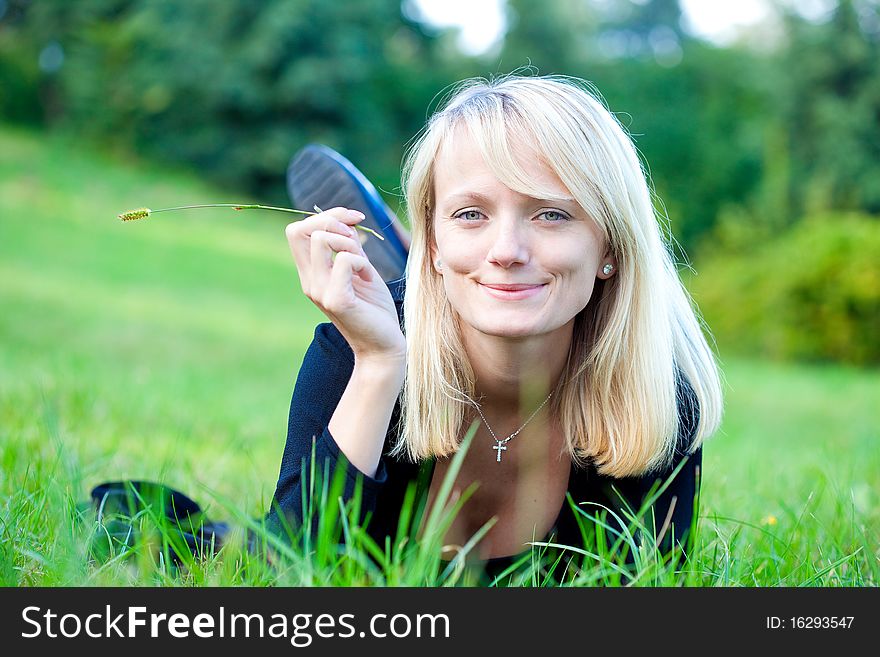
<box><xmin>395</xmin><ymin>73</ymin><xmax>723</xmax><ymax>477</ymax></box>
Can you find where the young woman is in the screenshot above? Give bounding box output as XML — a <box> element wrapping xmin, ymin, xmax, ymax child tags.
<box><xmin>268</xmin><ymin>74</ymin><xmax>724</xmax><ymax>581</ymax></box>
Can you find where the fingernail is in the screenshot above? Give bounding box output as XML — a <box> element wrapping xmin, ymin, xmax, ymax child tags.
<box><xmin>347</xmin><ymin>210</ymin><xmax>365</xmax><ymax>220</ymax></box>
<box><xmin>338</xmin><ymin>223</ymin><xmax>354</xmax><ymax>236</ymax></box>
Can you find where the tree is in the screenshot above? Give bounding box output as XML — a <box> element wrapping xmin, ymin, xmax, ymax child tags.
<box><xmin>779</xmin><ymin>0</ymin><xmax>880</xmax><ymax>216</ymax></box>
<box><xmin>9</xmin><ymin>0</ymin><xmax>462</xmax><ymax>203</ymax></box>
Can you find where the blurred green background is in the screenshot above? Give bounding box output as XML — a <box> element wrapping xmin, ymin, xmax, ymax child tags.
<box><xmin>1</xmin><ymin>0</ymin><xmax>877</xmax><ymax>583</ymax></box>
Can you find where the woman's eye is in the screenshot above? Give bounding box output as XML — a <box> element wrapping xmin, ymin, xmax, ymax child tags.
<box><xmin>538</xmin><ymin>210</ymin><xmax>570</xmax><ymax>222</ymax></box>
<box><xmin>452</xmin><ymin>209</ymin><xmax>569</xmax><ymax>222</ymax></box>
<box><xmin>455</xmin><ymin>210</ymin><xmax>484</xmax><ymax>221</ymax></box>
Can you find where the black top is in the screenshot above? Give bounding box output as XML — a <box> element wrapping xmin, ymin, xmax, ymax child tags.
<box><xmin>266</xmin><ymin>278</ymin><xmax>702</xmax><ymax>583</ymax></box>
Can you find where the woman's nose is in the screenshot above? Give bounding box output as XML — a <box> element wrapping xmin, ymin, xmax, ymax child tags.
<box><xmin>485</xmin><ymin>217</ymin><xmax>530</xmax><ymax>267</ymax></box>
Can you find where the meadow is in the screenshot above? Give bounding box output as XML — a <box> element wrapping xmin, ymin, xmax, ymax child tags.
<box><xmin>1</xmin><ymin>125</ymin><xmax>877</xmax><ymax>586</ymax></box>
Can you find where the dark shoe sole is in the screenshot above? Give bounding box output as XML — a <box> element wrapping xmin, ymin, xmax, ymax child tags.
<box><xmin>287</xmin><ymin>144</ymin><xmax>410</xmax><ymax>283</ymax></box>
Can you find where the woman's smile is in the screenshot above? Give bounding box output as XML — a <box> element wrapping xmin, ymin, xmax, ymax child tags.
<box><xmin>479</xmin><ymin>282</ymin><xmax>548</xmax><ymax>300</ymax></box>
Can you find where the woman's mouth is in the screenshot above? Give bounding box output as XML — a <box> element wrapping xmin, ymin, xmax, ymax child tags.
<box><xmin>479</xmin><ymin>283</ymin><xmax>547</xmax><ymax>300</ymax></box>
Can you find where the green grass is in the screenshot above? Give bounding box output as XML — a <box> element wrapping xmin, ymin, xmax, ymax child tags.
<box><xmin>1</xmin><ymin>124</ymin><xmax>877</xmax><ymax>586</ymax></box>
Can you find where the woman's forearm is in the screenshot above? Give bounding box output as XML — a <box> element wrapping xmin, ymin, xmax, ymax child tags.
<box><xmin>327</xmin><ymin>357</ymin><xmax>406</xmax><ymax>478</ymax></box>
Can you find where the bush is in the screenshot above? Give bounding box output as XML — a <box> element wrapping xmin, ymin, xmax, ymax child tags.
<box><xmin>688</xmin><ymin>213</ymin><xmax>880</xmax><ymax>366</ymax></box>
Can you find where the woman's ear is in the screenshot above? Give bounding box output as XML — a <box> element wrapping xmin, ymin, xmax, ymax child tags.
<box><xmin>429</xmin><ymin>243</ymin><xmax>443</xmax><ymax>274</ymax></box>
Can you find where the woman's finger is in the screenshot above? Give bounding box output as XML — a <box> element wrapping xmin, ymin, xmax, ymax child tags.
<box><xmin>309</xmin><ymin>230</ymin><xmax>367</xmax><ymax>303</ymax></box>
<box><xmin>323</xmin><ymin>251</ymin><xmax>373</xmax><ymax>314</ymax></box>
<box><xmin>285</xmin><ymin>207</ymin><xmax>363</xmax><ymax>249</ymax></box>
<box><xmin>285</xmin><ymin>221</ymin><xmax>313</xmax><ymax>292</ymax></box>
<box><xmin>285</xmin><ymin>208</ymin><xmax>364</xmax><ymax>295</ymax></box>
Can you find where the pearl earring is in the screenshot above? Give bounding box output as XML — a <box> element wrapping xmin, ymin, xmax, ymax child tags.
<box><xmin>435</xmin><ymin>259</ymin><xmax>443</xmax><ymax>270</ymax></box>
<box><xmin>602</xmin><ymin>263</ymin><xmax>614</xmax><ymax>275</ymax></box>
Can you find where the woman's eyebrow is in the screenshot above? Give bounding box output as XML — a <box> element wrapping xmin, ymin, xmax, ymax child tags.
<box><xmin>441</xmin><ymin>191</ymin><xmax>578</xmax><ymax>206</ymax></box>
<box><xmin>440</xmin><ymin>191</ymin><xmax>494</xmax><ymax>206</ymax></box>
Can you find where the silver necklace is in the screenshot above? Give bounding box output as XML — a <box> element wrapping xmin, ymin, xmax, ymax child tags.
<box><xmin>473</xmin><ymin>391</ymin><xmax>554</xmax><ymax>463</ymax></box>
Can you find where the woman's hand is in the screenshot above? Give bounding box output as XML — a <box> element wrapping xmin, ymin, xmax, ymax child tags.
<box><xmin>285</xmin><ymin>207</ymin><xmax>407</xmax><ymax>365</ymax></box>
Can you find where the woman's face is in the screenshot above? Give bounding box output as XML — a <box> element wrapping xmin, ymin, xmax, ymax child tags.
<box><xmin>430</xmin><ymin>125</ymin><xmax>615</xmax><ymax>339</ymax></box>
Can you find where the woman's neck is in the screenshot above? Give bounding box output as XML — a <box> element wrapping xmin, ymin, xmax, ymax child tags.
<box><xmin>460</xmin><ymin>318</ymin><xmax>574</xmax><ymax>415</ymax></box>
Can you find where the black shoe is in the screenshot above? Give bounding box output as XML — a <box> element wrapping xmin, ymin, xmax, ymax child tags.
<box><xmin>286</xmin><ymin>144</ymin><xmax>410</xmax><ymax>284</ymax></box>
<box><xmin>86</xmin><ymin>480</ymin><xmax>228</xmax><ymax>564</ymax></box>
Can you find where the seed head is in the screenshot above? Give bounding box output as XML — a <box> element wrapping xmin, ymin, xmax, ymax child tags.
<box><xmin>118</xmin><ymin>208</ymin><xmax>152</xmax><ymax>221</ymax></box>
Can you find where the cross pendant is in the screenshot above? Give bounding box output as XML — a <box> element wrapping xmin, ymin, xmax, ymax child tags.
<box><xmin>492</xmin><ymin>442</ymin><xmax>507</xmax><ymax>463</ymax></box>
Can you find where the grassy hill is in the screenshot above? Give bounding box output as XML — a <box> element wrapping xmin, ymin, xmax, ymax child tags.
<box><xmin>1</xmin><ymin>124</ymin><xmax>877</xmax><ymax>585</ymax></box>
<box><xmin>0</xmin><ymin>124</ymin><xmax>326</xmax><ymax>516</ymax></box>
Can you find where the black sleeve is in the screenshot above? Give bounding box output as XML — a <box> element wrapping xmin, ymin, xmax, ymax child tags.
<box><xmin>601</xmin><ymin>377</ymin><xmax>703</xmax><ymax>557</ymax></box>
<box><xmin>264</xmin><ymin>321</ymin><xmax>391</xmax><ymax>538</ymax></box>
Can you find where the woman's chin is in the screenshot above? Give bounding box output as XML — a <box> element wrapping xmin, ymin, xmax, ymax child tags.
<box><xmin>472</xmin><ymin>320</ymin><xmax>545</xmax><ymax>339</ymax></box>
